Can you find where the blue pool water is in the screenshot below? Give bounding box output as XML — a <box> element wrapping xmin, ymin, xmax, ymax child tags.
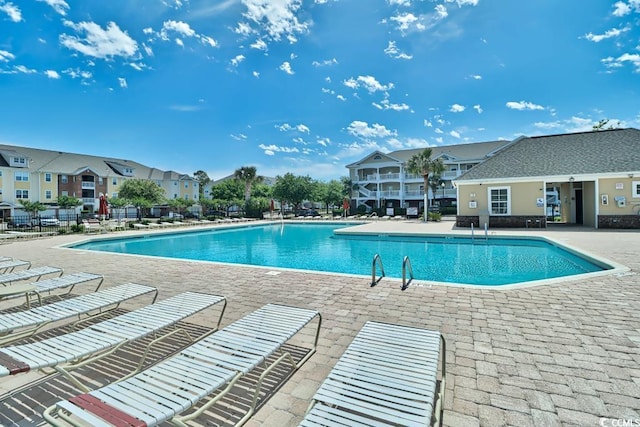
<box><xmin>70</xmin><ymin>223</ymin><xmax>609</xmax><ymax>286</ymax></box>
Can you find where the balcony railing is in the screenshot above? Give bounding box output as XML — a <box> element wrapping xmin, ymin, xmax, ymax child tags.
<box><xmin>378</xmin><ymin>173</ymin><xmax>400</xmax><ymax>181</ymax></box>
<box><xmin>379</xmin><ymin>190</ymin><xmax>400</xmax><ymax>197</ymax></box>
<box><xmin>82</xmin><ymin>198</ymin><xmax>95</xmax><ymax>204</ymax></box>
<box><xmin>81</xmin><ymin>182</ymin><xmax>95</xmax><ymax>189</ymax></box>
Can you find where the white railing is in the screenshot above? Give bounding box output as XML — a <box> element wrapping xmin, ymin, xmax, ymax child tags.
<box><xmin>378</xmin><ymin>173</ymin><xmax>400</xmax><ymax>181</ymax></box>
<box><xmin>82</xmin><ymin>198</ymin><xmax>95</xmax><ymax>204</ymax></box>
<box><xmin>81</xmin><ymin>182</ymin><xmax>95</xmax><ymax>189</ymax></box>
<box><xmin>379</xmin><ymin>190</ymin><xmax>400</xmax><ymax>197</ymax></box>
<box><xmin>365</xmin><ymin>173</ymin><xmax>378</xmax><ymax>181</ymax></box>
<box><xmin>358</xmin><ymin>186</ymin><xmax>372</xmax><ymax>197</ymax></box>
<box><xmin>442</xmin><ymin>171</ymin><xmax>462</xmax><ymax>179</ymax></box>
<box><xmin>404</xmin><ymin>190</ymin><xmax>424</xmax><ymax>197</ymax></box>
<box><xmin>404</xmin><ymin>174</ymin><xmax>422</xmax><ymax>181</ymax></box>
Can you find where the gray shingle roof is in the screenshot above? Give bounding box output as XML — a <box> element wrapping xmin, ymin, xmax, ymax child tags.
<box><xmin>389</xmin><ymin>140</ymin><xmax>511</xmax><ymax>162</ymax></box>
<box><xmin>457</xmin><ymin>128</ymin><xmax>640</xmax><ymax>181</ymax></box>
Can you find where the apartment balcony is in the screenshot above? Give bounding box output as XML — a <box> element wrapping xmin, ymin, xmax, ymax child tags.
<box><xmin>378</xmin><ymin>190</ymin><xmax>400</xmax><ymax>198</ymax></box>
<box><xmin>81</xmin><ymin>182</ymin><xmax>95</xmax><ymax>189</ymax></box>
<box><xmin>82</xmin><ymin>198</ymin><xmax>96</xmax><ymax>204</ymax></box>
<box><xmin>442</xmin><ymin>171</ymin><xmax>463</xmax><ymax>179</ymax></box>
<box><xmin>378</xmin><ymin>172</ymin><xmax>400</xmax><ymax>181</ymax></box>
<box><xmin>404</xmin><ymin>190</ymin><xmax>424</xmax><ymax>197</ymax></box>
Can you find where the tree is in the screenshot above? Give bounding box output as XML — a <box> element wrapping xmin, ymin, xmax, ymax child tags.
<box><xmin>57</xmin><ymin>195</ymin><xmax>82</xmax><ymax>221</ymax></box>
<box><xmin>272</xmin><ymin>173</ymin><xmax>314</xmax><ymax>210</ymax></box>
<box><xmin>428</xmin><ymin>174</ymin><xmax>443</xmax><ymax>207</ymax></box>
<box><xmin>234</xmin><ymin>166</ymin><xmax>263</xmax><ymax>205</ymax></box>
<box><xmin>19</xmin><ymin>200</ymin><xmax>46</xmax><ymax>219</ymax></box>
<box><xmin>315</xmin><ymin>180</ymin><xmax>344</xmax><ymax>214</ymax></box>
<box><xmin>167</xmin><ymin>197</ymin><xmax>192</xmax><ymax>217</ymax></box>
<box><xmin>118</xmin><ymin>179</ymin><xmax>166</xmax><ymax>220</ymax></box>
<box><xmin>108</xmin><ymin>197</ymin><xmax>128</xmax><ymax>220</ymax></box>
<box><xmin>592</xmin><ymin>119</ymin><xmax>621</xmax><ymax>131</ymax></box>
<box><xmin>193</xmin><ymin>170</ymin><xmax>211</xmax><ymax>199</ymax></box>
<box><xmin>406</xmin><ymin>148</ymin><xmax>445</xmax><ymax>221</ymax></box>
<box><xmin>209</xmin><ymin>180</ymin><xmax>244</xmax><ymax>216</ymax></box>
<box><xmin>340</xmin><ymin>176</ymin><xmax>353</xmax><ymax>198</ymax></box>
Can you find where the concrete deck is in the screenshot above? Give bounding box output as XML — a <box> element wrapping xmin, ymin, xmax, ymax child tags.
<box><xmin>0</xmin><ymin>220</ymin><xmax>638</xmax><ymax>427</ymax></box>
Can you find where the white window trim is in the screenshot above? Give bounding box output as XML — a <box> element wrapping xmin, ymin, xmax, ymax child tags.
<box><xmin>45</xmin><ymin>173</ymin><xmax>52</xmax><ymax>182</ymax></box>
<box><xmin>488</xmin><ymin>186</ymin><xmax>511</xmax><ymax>216</ymax></box>
<box><xmin>632</xmin><ymin>181</ymin><xmax>640</xmax><ymax>198</ymax></box>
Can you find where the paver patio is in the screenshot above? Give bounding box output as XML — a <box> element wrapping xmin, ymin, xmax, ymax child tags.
<box><xmin>0</xmin><ymin>219</ymin><xmax>638</xmax><ymax>427</ymax></box>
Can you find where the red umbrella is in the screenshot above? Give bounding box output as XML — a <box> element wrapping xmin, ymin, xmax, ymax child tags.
<box><xmin>270</xmin><ymin>199</ymin><xmax>275</xmax><ymax>212</ymax></box>
<box><xmin>98</xmin><ymin>195</ymin><xmax>109</xmax><ymax>218</ymax></box>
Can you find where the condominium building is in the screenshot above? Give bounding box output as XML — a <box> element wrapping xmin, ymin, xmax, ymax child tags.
<box><xmin>346</xmin><ymin>140</ymin><xmax>511</xmax><ymax>212</ymax></box>
<box><xmin>0</xmin><ymin>144</ymin><xmax>198</xmax><ymax>219</ymax></box>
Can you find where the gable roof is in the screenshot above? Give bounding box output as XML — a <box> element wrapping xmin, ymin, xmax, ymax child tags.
<box><xmin>389</xmin><ymin>140</ymin><xmax>511</xmax><ymax>163</ymax></box>
<box><xmin>457</xmin><ymin>128</ymin><xmax>640</xmax><ymax>181</ymax></box>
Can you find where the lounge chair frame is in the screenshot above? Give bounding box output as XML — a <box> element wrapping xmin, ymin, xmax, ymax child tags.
<box><xmin>0</xmin><ymin>266</ymin><xmax>64</xmax><ymax>286</ymax></box>
<box><xmin>0</xmin><ymin>292</ymin><xmax>226</xmax><ymax>393</ymax></box>
<box><xmin>44</xmin><ymin>303</ymin><xmax>322</xmax><ymax>427</ymax></box>
<box><xmin>0</xmin><ymin>283</ymin><xmax>158</xmax><ymax>346</ymax></box>
<box><xmin>0</xmin><ymin>272</ymin><xmax>104</xmax><ymax>308</ymax></box>
<box><xmin>300</xmin><ymin>321</ymin><xmax>446</xmax><ymax>427</ymax></box>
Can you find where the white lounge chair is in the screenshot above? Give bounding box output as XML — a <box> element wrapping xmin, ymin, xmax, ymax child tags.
<box><xmin>0</xmin><ymin>291</ymin><xmax>226</xmax><ymax>392</ymax></box>
<box><xmin>300</xmin><ymin>321</ymin><xmax>446</xmax><ymax>427</ymax></box>
<box><xmin>0</xmin><ymin>259</ymin><xmax>31</xmax><ymax>273</ymax></box>
<box><xmin>44</xmin><ymin>303</ymin><xmax>321</xmax><ymax>427</ymax></box>
<box><xmin>0</xmin><ymin>283</ymin><xmax>158</xmax><ymax>346</ymax></box>
<box><xmin>0</xmin><ymin>272</ymin><xmax>104</xmax><ymax>308</ymax></box>
<box><xmin>0</xmin><ymin>266</ymin><xmax>63</xmax><ymax>286</ymax></box>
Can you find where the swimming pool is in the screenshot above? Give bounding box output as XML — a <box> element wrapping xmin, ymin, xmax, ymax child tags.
<box><xmin>69</xmin><ymin>223</ymin><xmax>612</xmax><ymax>286</ymax></box>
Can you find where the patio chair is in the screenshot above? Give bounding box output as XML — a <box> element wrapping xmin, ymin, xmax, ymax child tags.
<box><xmin>0</xmin><ymin>283</ymin><xmax>158</xmax><ymax>346</ymax></box>
<box><xmin>0</xmin><ymin>291</ymin><xmax>226</xmax><ymax>392</ymax></box>
<box><xmin>0</xmin><ymin>266</ymin><xmax>63</xmax><ymax>286</ymax></box>
<box><xmin>43</xmin><ymin>303</ymin><xmax>321</xmax><ymax>427</ymax></box>
<box><xmin>299</xmin><ymin>321</ymin><xmax>446</xmax><ymax>427</ymax></box>
<box><xmin>0</xmin><ymin>272</ymin><xmax>104</xmax><ymax>308</ymax></box>
<box><xmin>0</xmin><ymin>259</ymin><xmax>31</xmax><ymax>273</ymax></box>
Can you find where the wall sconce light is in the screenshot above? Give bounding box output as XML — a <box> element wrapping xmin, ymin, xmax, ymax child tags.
<box><xmin>569</xmin><ymin>177</ymin><xmax>575</xmax><ymax>182</ymax></box>
<box><xmin>629</xmin><ymin>173</ymin><xmax>635</xmax><ymax>179</ymax></box>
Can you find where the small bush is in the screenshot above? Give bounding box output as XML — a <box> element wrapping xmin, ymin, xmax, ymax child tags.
<box><xmin>71</xmin><ymin>224</ymin><xmax>83</xmax><ymax>233</ymax></box>
<box><xmin>428</xmin><ymin>212</ymin><xmax>442</xmax><ymax>222</ymax></box>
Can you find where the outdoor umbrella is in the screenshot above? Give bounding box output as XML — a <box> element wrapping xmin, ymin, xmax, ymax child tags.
<box><xmin>98</xmin><ymin>195</ymin><xmax>109</xmax><ymax>218</ymax></box>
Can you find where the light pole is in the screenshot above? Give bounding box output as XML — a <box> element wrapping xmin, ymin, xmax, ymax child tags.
<box><xmin>441</xmin><ymin>182</ymin><xmax>445</xmax><ymax>203</ymax></box>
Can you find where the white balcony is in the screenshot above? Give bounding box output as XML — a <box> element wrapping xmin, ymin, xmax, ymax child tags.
<box><xmin>379</xmin><ymin>190</ymin><xmax>400</xmax><ymax>198</ymax></box>
<box><xmin>82</xmin><ymin>198</ymin><xmax>95</xmax><ymax>204</ymax></box>
<box><xmin>378</xmin><ymin>173</ymin><xmax>400</xmax><ymax>181</ymax></box>
<box><xmin>81</xmin><ymin>182</ymin><xmax>95</xmax><ymax>189</ymax></box>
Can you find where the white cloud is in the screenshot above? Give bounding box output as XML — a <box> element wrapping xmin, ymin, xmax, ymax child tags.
<box><xmin>258</xmin><ymin>144</ymin><xmax>300</xmax><ymax>154</ymax></box>
<box><xmin>434</xmin><ymin>128</ymin><xmax>444</xmax><ymax>134</ymax></box>
<box><xmin>312</xmin><ymin>58</ymin><xmax>338</xmax><ymax>67</ymax></box>
<box><xmin>445</xmin><ymin>0</ymin><xmax>479</xmax><ymax>6</ymax></box>
<box><xmin>297</xmin><ymin>124</ymin><xmax>310</xmax><ymax>133</ymax></box>
<box><xmin>0</xmin><ymin>2</ymin><xmax>22</xmax><ymax>22</ymax></box>
<box><xmin>250</xmin><ymin>39</ymin><xmax>268</xmax><ymax>50</ymax></box>
<box><xmin>60</xmin><ymin>21</ymin><xmax>139</xmax><ymax>59</ymax></box>
<box><xmin>200</xmin><ymin>36</ymin><xmax>218</xmax><ymax>47</ymax></box>
<box><xmin>230</xmin><ymin>133</ymin><xmax>247</xmax><ymax>141</ymax></box>
<box><xmin>384</xmin><ymin>41</ymin><xmax>413</xmax><ymax>59</ymax></box>
<box><xmin>473</xmin><ymin>104</ymin><xmax>483</xmax><ymax>114</ymax></box>
<box><xmin>506</xmin><ymin>100</ymin><xmax>545</xmax><ymax>111</ymax></box>
<box><xmin>279</xmin><ymin>61</ymin><xmax>294</xmax><ymax>74</ymax></box>
<box><xmin>0</xmin><ymin>50</ymin><xmax>15</xmax><ymax>62</ymax></box>
<box><xmin>160</xmin><ymin>20</ymin><xmax>196</xmax><ymax>41</ymax></box>
<box><xmin>240</xmin><ymin>0</ymin><xmax>310</xmax><ymax>44</ymax></box>
<box><xmin>44</xmin><ymin>70</ymin><xmax>60</xmax><ymax>79</ymax></box>
<box><xmin>469</xmin><ymin>74</ymin><xmax>482</xmax><ymax>80</ymax></box>
<box><xmin>424</xmin><ymin>120</ymin><xmax>432</xmax><ymax>127</ymax></box>
<box><xmin>118</xmin><ymin>77</ymin><xmax>127</xmax><ymax>88</ymax></box>
<box><xmin>342</xmin><ymin>75</ymin><xmax>394</xmax><ymax>93</ymax></box>
<box><xmin>450</xmin><ymin>103</ymin><xmax>465</xmax><ymax>113</ymax></box>
<box><xmin>373</xmin><ymin>99</ymin><xmax>411</xmax><ymax>111</ymax></box>
<box><xmin>450</xmin><ymin>130</ymin><xmax>461</xmax><ymax>138</ymax></box>
<box><xmin>252</xmin><ymin>71</ymin><xmax>260</xmax><ymax>78</ymax></box>
<box><xmin>62</xmin><ymin>68</ymin><xmax>92</xmax><ymax>80</ymax></box>
<box><xmin>230</xmin><ymin>54</ymin><xmax>245</xmax><ymax>66</ymax></box>
<box><xmin>388</xmin><ymin>0</ymin><xmax>411</xmax><ymax>6</ymax></box>
<box><xmin>612</xmin><ymin>1</ymin><xmax>632</xmax><ymax>16</ymax></box>
<box><xmin>584</xmin><ymin>27</ymin><xmax>629</xmax><ymax>42</ymax></box>
<box><xmin>37</xmin><ymin>0</ymin><xmax>69</xmax><ymax>15</ymax></box>
<box><xmin>347</xmin><ymin>121</ymin><xmax>396</xmax><ymax>139</ymax></box>
<box><xmin>602</xmin><ymin>53</ymin><xmax>640</xmax><ymax>72</ymax></box>
<box><xmin>336</xmin><ymin>94</ymin><xmax>346</xmax><ymax>101</ymax></box>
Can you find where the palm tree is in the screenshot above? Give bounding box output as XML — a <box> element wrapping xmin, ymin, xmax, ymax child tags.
<box><xmin>406</xmin><ymin>148</ymin><xmax>445</xmax><ymax>221</ymax></box>
<box><xmin>234</xmin><ymin>166</ymin><xmax>263</xmax><ymax>205</ymax></box>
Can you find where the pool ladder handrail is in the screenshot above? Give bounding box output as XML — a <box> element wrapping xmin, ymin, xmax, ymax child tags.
<box><xmin>370</xmin><ymin>253</ymin><xmax>385</xmax><ymax>287</ymax></box>
<box><xmin>401</xmin><ymin>256</ymin><xmax>414</xmax><ymax>291</ymax></box>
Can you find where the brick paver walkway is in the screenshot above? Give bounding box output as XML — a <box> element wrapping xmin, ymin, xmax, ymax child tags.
<box><xmin>1</xmin><ymin>220</ymin><xmax>638</xmax><ymax>427</ymax></box>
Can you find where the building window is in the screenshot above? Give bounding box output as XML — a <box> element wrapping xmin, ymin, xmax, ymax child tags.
<box><xmin>61</xmin><ymin>175</ymin><xmax>68</xmax><ymax>184</ymax></box>
<box><xmin>0</xmin><ymin>170</ymin><xmax>3</xmax><ymax>176</ymax></box>
<box><xmin>45</xmin><ymin>173</ymin><xmax>52</xmax><ymax>182</ymax></box>
<box><xmin>45</xmin><ymin>190</ymin><xmax>52</xmax><ymax>199</ymax></box>
<box><xmin>632</xmin><ymin>181</ymin><xmax>640</xmax><ymax>198</ymax></box>
<box><xmin>488</xmin><ymin>187</ymin><xmax>510</xmax><ymax>215</ymax></box>
<box><xmin>15</xmin><ymin>189</ymin><xmax>28</xmax><ymax>199</ymax></box>
<box><xmin>112</xmin><ymin>192</ymin><xmax>118</xmax><ymax>198</ymax></box>
<box><xmin>15</xmin><ymin>172</ymin><xmax>29</xmax><ymax>182</ymax></box>
<box><xmin>112</xmin><ymin>178</ymin><xmax>117</xmax><ymax>185</ymax></box>
<box><xmin>98</xmin><ymin>177</ymin><xmax>103</xmax><ymax>185</ymax></box>
<box><xmin>184</xmin><ymin>182</ymin><xmax>188</xmax><ymax>188</ymax></box>
<box><xmin>62</xmin><ymin>191</ymin><xmax>68</xmax><ymax>196</ymax></box>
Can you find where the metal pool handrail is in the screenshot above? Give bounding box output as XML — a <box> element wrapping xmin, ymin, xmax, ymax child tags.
<box><xmin>402</xmin><ymin>255</ymin><xmax>414</xmax><ymax>291</ymax></box>
<box><xmin>371</xmin><ymin>253</ymin><xmax>385</xmax><ymax>287</ymax></box>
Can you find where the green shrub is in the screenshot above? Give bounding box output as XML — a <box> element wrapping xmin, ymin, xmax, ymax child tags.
<box><xmin>71</xmin><ymin>224</ymin><xmax>83</xmax><ymax>233</ymax></box>
<box><xmin>428</xmin><ymin>212</ymin><xmax>442</xmax><ymax>222</ymax></box>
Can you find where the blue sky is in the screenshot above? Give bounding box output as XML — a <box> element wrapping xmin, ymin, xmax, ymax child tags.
<box><xmin>1</xmin><ymin>0</ymin><xmax>639</xmax><ymax>181</ymax></box>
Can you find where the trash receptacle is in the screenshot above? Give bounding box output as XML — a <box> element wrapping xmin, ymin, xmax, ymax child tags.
<box><xmin>478</xmin><ymin>210</ymin><xmax>489</xmax><ymax>229</ymax></box>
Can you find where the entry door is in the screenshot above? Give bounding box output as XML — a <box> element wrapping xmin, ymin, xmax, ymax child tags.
<box><xmin>575</xmin><ymin>189</ymin><xmax>583</xmax><ymax>225</ymax></box>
